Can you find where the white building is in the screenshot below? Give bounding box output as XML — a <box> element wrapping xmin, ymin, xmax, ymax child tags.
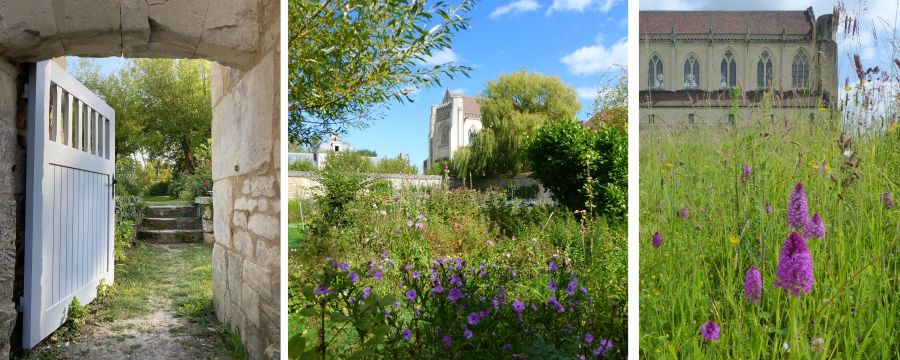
<box><xmin>426</xmin><ymin>90</ymin><xmax>482</xmax><ymax>172</ymax></box>
<box><xmin>289</xmin><ymin>134</ymin><xmax>408</xmax><ymax>169</ymax></box>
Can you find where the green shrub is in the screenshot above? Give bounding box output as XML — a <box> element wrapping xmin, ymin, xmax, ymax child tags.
<box><xmin>373</xmin><ymin>155</ymin><xmax>417</xmax><ymax>174</ymax></box>
<box><xmin>114</xmin><ymin>156</ymin><xmax>148</xmax><ymax>196</ymax></box>
<box><xmin>289</xmin><ymin>159</ymin><xmax>317</xmax><ymax>171</ymax></box>
<box><xmin>114</xmin><ymin>219</ymin><xmax>135</xmax><ymax>263</ymax></box>
<box><xmin>526</xmin><ymin>119</ymin><xmax>626</xmax><ymax>219</ymax></box>
<box><xmin>115</xmin><ymin>195</ymin><xmax>146</xmax><ymax>223</ymax></box>
<box><xmin>67</xmin><ymin>297</ymin><xmax>88</xmax><ymax>331</ymax></box>
<box><xmin>170</xmin><ymin>139</ymin><xmax>212</xmax><ymax>202</ymax></box>
<box><xmin>145</xmin><ymin>180</ymin><xmax>172</xmax><ymax>196</ymax></box>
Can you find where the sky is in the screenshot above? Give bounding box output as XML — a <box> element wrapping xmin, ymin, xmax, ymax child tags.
<box><xmin>339</xmin><ymin>0</ymin><xmax>628</xmax><ymax>172</ymax></box>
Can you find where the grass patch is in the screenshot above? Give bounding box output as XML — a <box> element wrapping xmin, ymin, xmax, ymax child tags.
<box><xmin>639</xmin><ymin>119</ymin><xmax>900</xmax><ymax>357</ymax></box>
<box><xmin>143</xmin><ymin>195</ymin><xmax>190</xmax><ymax>206</ymax></box>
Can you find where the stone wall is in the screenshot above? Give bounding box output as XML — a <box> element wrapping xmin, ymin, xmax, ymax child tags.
<box><xmin>196</xmin><ymin>197</ymin><xmax>215</xmax><ymax>244</ymax></box>
<box><xmin>0</xmin><ymin>56</ymin><xmax>23</xmax><ymax>360</ymax></box>
<box><xmin>288</xmin><ymin>172</ymin><xmax>445</xmax><ymax>200</ymax></box>
<box><xmin>209</xmin><ymin>0</ymin><xmax>280</xmax><ymax>358</ymax></box>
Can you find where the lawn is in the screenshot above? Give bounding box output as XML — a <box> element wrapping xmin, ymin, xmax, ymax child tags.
<box><xmin>639</xmin><ymin>117</ymin><xmax>900</xmax><ymax>358</ymax></box>
<box><xmin>142</xmin><ymin>195</ymin><xmax>191</xmax><ymax>206</ymax></box>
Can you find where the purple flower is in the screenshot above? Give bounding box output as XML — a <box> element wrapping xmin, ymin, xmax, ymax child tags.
<box><xmin>652</xmin><ymin>232</ymin><xmax>662</xmax><ymax>248</ymax></box>
<box><xmin>806</xmin><ymin>212</ymin><xmax>825</xmax><ymax>239</ymax></box>
<box><xmin>548</xmin><ymin>262</ymin><xmax>558</xmax><ymax>273</ymax></box>
<box><xmin>415</xmin><ymin>222</ymin><xmax>425</xmax><ymax>230</ymax></box>
<box><xmin>546</xmin><ymin>297</ymin><xmax>565</xmax><ymax>313</ymax></box>
<box><xmin>381</xmin><ymin>250</ymin><xmax>389</xmax><ymax>259</ymax></box>
<box><xmin>406</xmin><ymin>220</ymin><xmax>414</xmax><ymax>228</ymax></box>
<box><xmin>512</xmin><ymin>300</ymin><xmax>525</xmax><ymax>320</ymax></box>
<box><xmin>774</xmin><ymin>231</ymin><xmax>815</xmax><ymax>297</ymax></box>
<box><xmin>335</xmin><ymin>263</ymin><xmax>349</xmax><ymax>271</ymax></box>
<box><xmin>416</xmin><ymin>213</ymin><xmax>427</xmax><ymax>221</ymax></box>
<box><xmin>884</xmin><ymin>192</ymin><xmax>894</xmax><ymax>208</ymax></box>
<box><xmin>566</xmin><ymin>277</ymin><xmax>578</xmax><ymax>296</ymax></box>
<box><xmin>412</xmin><ymin>271</ymin><xmax>420</xmax><ymax>279</ymax></box>
<box><xmin>384</xmin><ymin>309</ymin><xmax>391</xmax><ymax>318</ymax></box>
<box><xmin>467</xmin><ymin>312</ymin><xmax>479</xmax><ymax>326</ymax></box>
<box><xmin>371</xmin><ymin>271</ymin><xmax>383</xmax><ymax>281</ymax></box>
<box><xmin>448</xmin><ymin>288</ymin><xmax>464</xmax><ymax>302</ymax></box>
<box><xmin>403</xmin><ymin>264</ymin><xmax>412</xmax><ymax>271</ymax></box>
<box><xmin>463</xmin><ymin>328</ymin><xmax>473</xmax><ymax>340</ymax></box>
<box><xmin>349</xmin><ymin>272</ymin><xmax>359</xmax><ymax>283</ymax></box>
<box><xmin>362</xmin><ymin>287</ymin><xmax>372</xmax><ymax>299</ymax></box>
<box><xmin>548</xmin><ymin>280</ymin><xmax>558</xmax><ymax>291</ymax></box>
<box><xmin>393</xmin><ymin>229</ymin><xmax>402</xmax><ymax>235</ymax></box>
<box><xmin>432</xmin><ymin>285</ymin><xmax>445</xmax><ymax>294</ymax></box>
<box><xmin>699</xmin><ymin>321</ymin><xmax>720</xmax><ymax>341</ymax></box>
<box><xmin>405</xmin><ymin>289</ymin><xmax>417</xmax><ymax>301</ymax></box>
<box><xmin>679</xmin><ymin>207</ymin><xmax>689</xmax><ymax>219</ymax></box>
<box><xmin>502</xmin><ymin>343</ymin><xmax>512</xmax><ymax>352</ymax></box>
<box><xmin>741</xmin><ymin>164</ymin><xmax>752</xmax><ymax>182</ymax></box>
<box><xmin>744</xmin><ymin>265</ymin><xmax>762</xmax><ymax>304</ymax></box>
<box><xmin>402</xmin><ymin>329</ymin><xmax>412</xmax><ymax>341</ymax></box>
<box><xmin>313</xmin><ymin>285</ymin><xmax>328</xmax><ymax>296</ymax></box>
<box><xmin>594</xmin><ymin>339</ymin><xmax>613</xmax><ymax>357</ymax></box>
<box><xmin>765</xmin><ymin>203</ymin><xmax>773</xmax><ymax>214</ymax></box>
<box><xmin>479</xmin><ymin>309</ymin><xmax>490</xmax><ymax>319</ymax></box>
<box><xmin>584</xmin><ymin>332</ymin><xmax>594</xmax><ymax>344</ymax></box>
<box><xmin>442</xmin><ymin>335</ymin><xmax>452</xmax><ymax>347</ymax></box>
<box><xmin>787</xmin><ymin>182</ymin><xmax>809</xmax><ymax>229</ymax></box>
<box><xmin>450</xmin><ymin>275</ymin><xmax>463</xmax><ymax>286</ymax></box>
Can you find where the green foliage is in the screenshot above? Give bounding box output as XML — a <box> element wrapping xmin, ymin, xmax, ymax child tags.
<box><xmin>288</xmin><ymin>0</ymin><xmax>475</xmax><ymax>145</ymax></box>
<box><xmin>311</xmin><ymin>156</ymin><xmax>372</xmax><ymax>231</ymax></box>
<box><xmin>115</xmin><ymin>156</ymin><xmax>148</xmax><ymax>196</ymax></box>
<box><xmin>114</xmin><ymin>219</ymin><xmax>135</xmax><ymax>263</ymax></box>
<box><xmin>455</xmin><ymin>70</ymin><xmax>581</xmax><ymax>176</ymax></box>
<box><xmin>373</xmin><ymin>155</ymin><xmax>417</xmax><ymax>174</ymax></box>
<box><xmin>354</xmin><ymin>149</ymin><xmax>378</xmax><ymax>157</ymax></box>
<box><xmin>144</xmin><ymin>180</ymin><xmax>172</xmax><ymax>197</ymax></box>
<box><xmin>67</xmin><ymin>297</ymin><xmax>88</xmax><ymax>331</ymax></box>
<box><xmin>288</xmin><ymin>159</ymin><xmax>317</xmax><ymax>171</ymax></box>
<box><xmin>115</xmin><ymin>195</ymin><xmax>146</xmax><ymax>223</ymax></box>
<box><xmin>73</xmin><ymin>58</ymin><xmax>211</xmax><ymax>174</ymax></box>
<box><xmin>526</xmin><ymin>119</ymin><xmax>627</xmax><ymax>218</ymax></box>
<box><xmin>587</xmin><ymin>67</ymin><xmax>627</xmax><ymax>131</ymax></box>
<box><xmin>426</xmin><ymin>159</ymin><xmax>450</xmax><ymax>175</ymax></box>
<box><xmin>323</xmin><ymin>151</ymin><xmax>375</xmax><ymax>173</ymax></box>
<box><xmin>169</xmin><ymin>138</ymin><xmax>213</xmax><ymax>202</ymax></box>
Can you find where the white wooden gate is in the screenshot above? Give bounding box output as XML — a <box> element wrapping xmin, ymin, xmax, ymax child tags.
<box><xmin>23</xmin><ymin>60</ymin><xmax>116</xmax><ymax>349</ymax></box>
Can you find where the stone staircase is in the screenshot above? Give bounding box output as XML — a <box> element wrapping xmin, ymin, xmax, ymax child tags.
<box><xmin>137</xmin><ymin>205</ymin><xmax>203</xmax><ymax>243</ymax></box>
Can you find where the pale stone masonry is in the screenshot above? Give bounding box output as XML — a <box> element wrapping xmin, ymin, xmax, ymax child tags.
<box><xmin>638</xmin><ymin>7</ymin><xmax>838</xmax><ymax>126</ymax></box>
<box><xmin>0</xmin><ymin>1</ymin><xmax>280</xmax><ymax>358</ymax></box>
<box><xmin>426</xmin><ymin>89</ymin><xmax>483</xmax><ymax>172</ymax></box>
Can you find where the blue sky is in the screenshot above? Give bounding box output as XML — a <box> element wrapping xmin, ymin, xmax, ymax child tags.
<box><xmin>341</xmin><ymin>0</ymin><xmax>628</xmax><ymax>172</ymax></box>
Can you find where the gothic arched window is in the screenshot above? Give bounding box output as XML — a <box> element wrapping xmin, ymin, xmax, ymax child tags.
<box><xmin>467</xmin><ymin>125</ymin><xmax>477</xmax><ymax>145</ymax></box>
<box><xmin>683</xmin><ymin>55</ymin><xmax>700</xmax><ymax>88</ymax></box>
<box><xmin>757</xmin><ymin>50</ymin><xmax>774</xmax><ymax>89</ymax></box>
<box><xmin>648</xmin><ymin>55</ymin><xmax>664</xmax><ymax>88</ymax></box>
<box><xmin>720</xmin><ymin>50</ymin><xmax>736</xmax><ymax>89</ymax></box>
<box><xmin>439</xmin><ymin>123</ymin><xmax>450</xmax><ymax>146</ymax></box>
<box><xmin>792</xmin><ymin>51</ymin><xmax>810</xmax><ymax>89</ymax></box>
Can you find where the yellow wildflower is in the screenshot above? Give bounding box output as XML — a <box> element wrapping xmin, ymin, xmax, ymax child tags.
<box><xmin>729</xmin><ymin>235</ymin><xmax>740</xmax><ymax>245</ymax></box>
<box><xmin>818</xmin><ymin>107</ymin><xmax>828</xmax><ymax>112</ymax></box>
<box><xmin>891</xmin><ymin>123</ymin><xmax>899</xmax><ymax>133</ymax></box>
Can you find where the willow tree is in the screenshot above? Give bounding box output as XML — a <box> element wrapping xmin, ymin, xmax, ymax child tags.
<box><xmin>288</xmin><ymin>0</ymin><xmax>475</xmax><ymax>145</ymax></box>
<box><xmin>452</xmin><ymin>70</ymin><xmax>581</xmax><ymax>177</ymax></box>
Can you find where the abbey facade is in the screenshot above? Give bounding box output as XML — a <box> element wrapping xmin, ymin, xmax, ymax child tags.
<box><xmin>639</xmin><ymin>8</ymin><xmax>838</xmax><ymax>126</ymax></box>
<box><xmin>426</xmin><ymin>90</ymin><xmax>482</xmax><ymax>172</ymax></box>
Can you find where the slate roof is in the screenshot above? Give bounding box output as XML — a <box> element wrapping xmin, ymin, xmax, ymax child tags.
<box><xmin>639</xmin><ymin>10</ymin><xmax>814</xmax><ymax>35</ymax></box>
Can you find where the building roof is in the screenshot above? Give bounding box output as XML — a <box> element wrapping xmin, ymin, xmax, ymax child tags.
<box><xmin>461</xmin><ymin>96</ymin><xmax>481</xmax><ymax>116</ymax></box>
<box><xmin>639</xmin><ymin>10</ymin><xmax>814</xmax><ymax>35</ymax></box>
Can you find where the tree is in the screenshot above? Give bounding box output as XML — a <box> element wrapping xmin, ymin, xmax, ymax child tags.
<box><xmin>288</xmin><ymin>0</ymin><xmax>475</xmax><ymax>145</ymax></box>
<box><xmin>73</xmin><ymin>58</ymin><xmax>212</xmax><ymax>173</ymax></box>
<box><xmin>585</xmin><ymin>67</ymin><xmax>627</xmax><ymax>131</ymax></box>
<box><xmin>453</xmin><ymin>70</ymin><xmax>581</xmax><ymax>177</ymax></box>
<box><xmin>525</xmin><ymin>119</ymin><xmax>626</xmax><ymax>219</ymax></box>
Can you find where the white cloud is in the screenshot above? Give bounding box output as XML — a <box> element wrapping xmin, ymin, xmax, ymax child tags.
<box><xmin>576</xmin><ymin>86</ymin><xmax>598</xmax><ymax>100</ymax></box>
<box><xmin>490</xmin><ymin>0</ymin><xmax>541</xmax><ymax>19</ymax></box>
<box><xmin>546</xmin><ymin>0</ymin><xmax>620</xmax><ymax>14</ymax></box>
<box><xmin>451</xmin><ymin>87</ymin><xmax>468</xmax><ymax>95</ymax></box>
<box><xmin>561</xmin><ymin>37</ymin><xmax>628</xmax><ymax>76</ymax></box>
<box><xmin>422</xmin><ymin>49</ymin><xmax>459</xmax><ymax>66</ymax></box>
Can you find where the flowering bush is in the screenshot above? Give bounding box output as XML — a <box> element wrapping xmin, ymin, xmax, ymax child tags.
<box><xmin>289</xmin><ymin>253</ymin><xmax>621</xmax><ymax>359</ymax></box>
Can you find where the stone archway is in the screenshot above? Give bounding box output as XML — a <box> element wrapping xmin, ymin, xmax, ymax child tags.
<box><xmin>0</xmin><ymin>1</ymin><xmax>280</xmax><ymax>358</ymax></box>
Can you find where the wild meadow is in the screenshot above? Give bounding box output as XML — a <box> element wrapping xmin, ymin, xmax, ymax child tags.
<box><xmin>640</xmin><ymin>113</ymin><xmax>900</xmax><ymax>357</ymax></box>
<box><xmin>287</xmin><ymin>164</ymin><xmax>627</xmax><ymax>358</ymax></box>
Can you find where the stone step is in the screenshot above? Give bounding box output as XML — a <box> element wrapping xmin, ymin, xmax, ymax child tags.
<box><xmin>145</xmin><ymin>205</ymin><xmax>196</xmax><ymax>218</ymax></box>
<box><xmin>136</xmin><ymin>229</ymin><xmax>204</xmax><ymax>244</ymax></box>
<box><xmin>142</xmin><ymin>217</ymin><xmax>202</xmax><ymax>231</ymax></box>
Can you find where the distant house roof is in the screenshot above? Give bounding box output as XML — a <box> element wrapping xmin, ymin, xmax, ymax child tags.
<box><xmin>639</xmin><ymin>10</ymin><xmax>814</xmax><ymax>35</ymax></box>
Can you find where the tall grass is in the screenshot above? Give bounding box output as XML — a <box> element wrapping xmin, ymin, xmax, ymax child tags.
<box><xmin>639</xmin><ymin>117</ymin><xmax>899</xmax><ymax>357</ymax></box>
